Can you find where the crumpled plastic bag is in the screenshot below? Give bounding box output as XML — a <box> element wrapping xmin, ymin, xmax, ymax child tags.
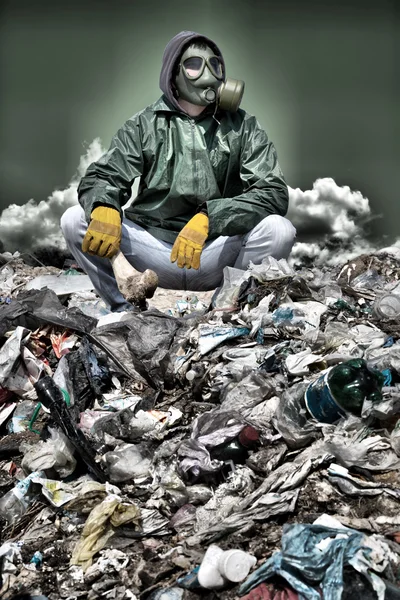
<box><xmin>0</xmin><ymin>541</ymin><xmax>24</xmax><ymax>593</ymax></box>
<box><xmin>327</xmin><ymin>463</ymin><xmax>400</xmax><ymax>499</ymax></box>
<box><xmin>3</xmin><ymin>288</ymin><xmax>97</xmax><ymax>338</ymax></box>
<box><xmin>244</xmin><ymin>396</ymin><xmax>281</xmax><ymax>434</ymax></box>
<box><xmin>273</xmin><ymin>381</ymin><xmax>324</xmax><ymax>449</ymax></box>
<box><xmin>0</xmin><ymin>326</ymin><xmax>51</xmax><ymax>400</ymax></box>
<box><xmin>217</xmin><ymin>258</ymin><xmax>300</xmax><ymax>311</ymax></box>
<box><xmin>213</xmin><ymin>266</ymin><xmax>248</xmax><ymax>310</ymax></box>
<box><xmin>84</xmin><ymin>548</ymin><xmax>130</xmax><ymax>581</ymax></box>
<box><xmin>178</xmin><ymin>409</ymin><xmax>248</xmax><ymax>481</ymax></box>
<box><xmin>7</xmin><ymin>399</ymin><xmax>37</xmax><ymax>433</ymax></box>
<box><xmin>362</xmin><ymin>390</ymin><xmax>400</xmax><ymax>421</ymax></box>
<box><xmin>32</xmin><ymin>475</ymin><xmax>120</xmax><ymax>511</ymax></box>
<box><xmin>194</xmin><ymin>467</ymin><xmax>256</xmax><ymax>531</ymax></box>
<box><xmin>323</xmin><ymin>429</ymin><xmax>400</xmax><ymax>472</ymax></box>
<box><xmin>92</xmin><ymin>406</ymin><xmax>182</xmax><ymax>444</ymax></box>
<box><xmin>21</xmin><ymin>427</ymin><xmax>77</xmax><ymax>478</ymax></box>
<box><xmin>259</xmin><ymin>301</ymin><xmax>327</xmax><ymax>342</ymax></box>
<box><xmin>185</xmin><ymin>444</ymin><xmax>329</xmax><ymax>546</ymax></box>
<box><xmin>126</xmin><ymin>309</ymin><xmax>186</xmax><ymax>389</ymax></box>
<box><xmin>103</xmin><ymin>443</ymin><xmax>151</xmax><ymax>483</ymax></box>
<box><xmin>220</xmin><ymin>371</ymin><xmax>275</xmax><ymax>413</ymax></box>
<box><xmin>246</xmin><ymin>444</ymin><xmax>287</xmax><ymax>476</ymax></box>
<box><xmin>150</xmin><ymin>460</ymin><xmax>188</xmax><ymax>509</ymax></box>
<box><xmin>238</xmin><ymin>517</ymin><xmax>399</xmax><ymax>600</ymax></box>
<box><xmin>70</xmin><ymin>494</ymin><xmax>141</xmax><ymax>571</ymax></box>
<box><xmin>187</xmin><ymin>490</ymin><xmax>299</xmax><ymax>547</ymax></box>
<box><xmin>238</xmin><ymin>441</ymin><xmax>331</xmax><ymax>514</ymax></box>
<box><xmin>197</xmin><ymin>323</ymin><xmax>251</xmax><ymax>355</ymax></box>
<box><xmin>391</xmin><ymin>419</ymin><xmax>400</xmax><ymax>457</ymax></box>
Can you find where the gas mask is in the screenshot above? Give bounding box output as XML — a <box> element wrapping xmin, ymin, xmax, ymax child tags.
<box><xmin>175</xmin><ymin>44</ymin><xmax>244</xmax><ymax>113</ymax></box>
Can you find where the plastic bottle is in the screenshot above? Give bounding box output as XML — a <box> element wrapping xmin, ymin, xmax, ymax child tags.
<box><xmin>0</xmin><ymin>487</ymin><xmax>28</xmax><ymax>524</ymax></box>
<box><xmin>210</xmin><ymin>426</ymin><xmax>259</xmax><ymax>464</ymax></box>
<box><xmin>30</xmin><ymin>550</ymin><xmax>44</xmax><ymax>568</ymax></box>
<box><xmin>197</xmin><ymin>544</ymin><xmax>257</xmax><ymax>589</ymax></box>
<box><xmin>186</xmin><ymin>365</ymin><xmax>204</xmax><ymax>382</ymax></box>
<box><xmin>218</xmin><ymin>549</ymin><xmax>257</xmax><ymax>582</ymax></box>
<box><xmin>321</xmin><ymin>282</ymin><xmax>342</xmax><ymax>305</ymax></box>
<box><xmin>75</xmin><ymin>300</ymin><xmax>110</xmax><ymax>320</ymax></box>
<box><xmin>305</xmin><ymin>358</ymin><xmax>385</xmax><ymax>423</ymax></box>
<box><xmin>351</xmin><ymin>269</ymin><xmax>385</xmax><ymax>290</ymax></box>
<box><xmin>0</xmin><ymin>471</ymin><xmax>44</xmax><ymax>524</ymax></box>
<box><xmin>34</xmin><ymin>376</ymin><xmax>106</xmax><ymax>482</ymax></box>
<box><xmin>373</xmin><ymin>293</ymin><xmax>400</xmax><ymax>320</ymax></box>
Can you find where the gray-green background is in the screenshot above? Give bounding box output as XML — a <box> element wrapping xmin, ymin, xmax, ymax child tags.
<box><xmin>0</xmin><ymin>0</ymin><xmax>398</xmax><ymax>239</ymax></box>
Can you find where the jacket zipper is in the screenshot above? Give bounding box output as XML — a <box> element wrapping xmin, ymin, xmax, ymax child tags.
<box><xmin>182</xmin><ymin>118</ymin><xmax>196</xmax><ymax>292</ymax></box>
<box><xmin>190</xmin><ymin>118</ymin><xmax>196</xmax><ymax>199</ymax></box>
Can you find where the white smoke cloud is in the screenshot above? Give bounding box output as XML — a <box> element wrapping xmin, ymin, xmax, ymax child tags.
<box><xmin>286</xmin><ymin>177</ymin><xmax>383</xmax><ymax>266</ymax></box>
<box><xmin>0</xmin><ymin>142</ymin><xmax>391</xmax><ymax>266</ymax></box>
<box><xmin>0</xmin><ymin>138</ymin><xmax>106</xmax><ymax>253</ymax></box>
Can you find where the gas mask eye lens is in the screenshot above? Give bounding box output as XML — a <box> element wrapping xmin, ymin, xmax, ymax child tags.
<box><xmin>183</xmin><ymin>57</ymin><xmax>203</xmax><ymax>78</ymax></box>
<box><xmin>209</xmin><ymin>57</ymin><xmax>223</xmax><ymax>79</ymax></box>
<box><xmin>182</xmin><ymin>55</ymin><xmax>224</xmax><ymax>80</ymax></box>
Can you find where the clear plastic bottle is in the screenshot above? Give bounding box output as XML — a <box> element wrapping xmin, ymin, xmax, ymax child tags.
<box><xmin>0</xmin><ymin>471</ymin><xmax>43</xmax><ymax>524</ymax></box>
<box><xmin>373</xmin><ymin>293</ymin><xmax>400</xmax><ymax>320</ymax></box>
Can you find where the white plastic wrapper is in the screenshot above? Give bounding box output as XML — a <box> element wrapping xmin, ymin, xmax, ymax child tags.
<box><xmin>0</xmin><ymin>326</ymin><xmax>51</xmax><ymax>399</ymax></box>
<box><xmin>32</xmin><ymin>475</ymin><xmax>121</xmax><ymax>509</ymax></box>
<box><xmin>198</xmin><ymin>324</ymin><xmax>250</xmax><ymax>356</ymax></box>
<box><xmin>21</xmin><ymin>428</ymin><xmax>77</xmax><ymax>478</ymax></box>
<box><xmin>103</xmin><ymin>443</ymin><xmax>151</xmax><ymax>483</ymax></box>
<box><xmin>25</xmin><ymin>273</ymin><xmax>94</xmax><ymax>295</ymax></box>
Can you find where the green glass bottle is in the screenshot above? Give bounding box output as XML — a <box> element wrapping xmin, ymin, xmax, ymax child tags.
<box><xmin>305</xmin><ymin>358</ymin><xmax>386</xmax><ymax>423</ymax></box>
<box><xmin>328</xmin><ymin>358</ymin><xmax>385</xmax><ymax>416</ymax></box>
<box><xmin>210</xmin><ymin>426</ymin><xmax>260</xmax><ymax>464</ymax></box>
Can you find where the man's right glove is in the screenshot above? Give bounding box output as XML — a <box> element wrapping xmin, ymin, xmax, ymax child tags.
<box><xmin>82</xmin><ymin>206</ymin><xmax>122</xmax><ymax>259</ymax></box>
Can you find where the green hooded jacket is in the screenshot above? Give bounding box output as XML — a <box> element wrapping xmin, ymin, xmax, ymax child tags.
<box><xmin>77</xmin><ymin>31</ymin><xmax>289</xmax><ymax>244</ymax></box>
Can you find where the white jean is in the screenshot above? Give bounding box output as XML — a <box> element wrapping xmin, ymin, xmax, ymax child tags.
<box><xmin>60</xmin><ymin>205</ymin><xmax>296</xmax><ymax>312</ymax></box>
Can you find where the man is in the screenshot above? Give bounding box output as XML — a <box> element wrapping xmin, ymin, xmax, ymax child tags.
<box><xmin>61</xmin><ymin>31</ymin><xmax>296</xmax><ymax>312</ymax></box>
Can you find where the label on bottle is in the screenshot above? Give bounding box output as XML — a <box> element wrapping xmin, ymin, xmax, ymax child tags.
<box><xmin>305</xmin><ymin>369</ymin><xmax>348</xmax><ymax>424</ymax></box>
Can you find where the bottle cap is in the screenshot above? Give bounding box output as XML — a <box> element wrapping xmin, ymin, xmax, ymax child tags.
<box><xmin>218</xmin><ymin>549</ymin><xmax>257</xmax><ymax>582</ymax></box>
<box><xmin>238</xmin><ymin>426</ymin><xmax>259</xmax><ymax>447</ymax></box>
<box><xmin>186</xmin><ymin>365</ymin><xmax>203</xmax><ymax>381</ymax></box>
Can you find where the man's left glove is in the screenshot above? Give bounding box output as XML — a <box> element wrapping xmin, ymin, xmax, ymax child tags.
<box><xmin>170</xmin><ymin>213</ymin><xmax>209</xmax><ymax>269</ymax></box>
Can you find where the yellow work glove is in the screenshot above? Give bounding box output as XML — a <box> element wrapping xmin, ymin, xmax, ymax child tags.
<box><xmin>170</xmin><ymin>213</ymin><xmax>209</xmax><ymax>270</ymax></box>
<box><xmin>82</xmin><ymin>206</ymin><xmax>122</xmax><ymax>259</ymax></box>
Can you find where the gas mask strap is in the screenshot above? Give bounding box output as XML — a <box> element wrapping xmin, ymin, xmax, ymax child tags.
<box><xmin>212</xmin><ymin>103</ymin><xmax>221</xmax><ymax>126</ymax></box>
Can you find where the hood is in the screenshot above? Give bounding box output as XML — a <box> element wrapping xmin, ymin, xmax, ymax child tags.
<box><xmin>159</xmin><ymin>30</ymin><xmax>226</xmax><ymax>113</ymax></box>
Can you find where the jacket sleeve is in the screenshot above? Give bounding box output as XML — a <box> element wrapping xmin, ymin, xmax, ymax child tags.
<box><xmin>206</xmin><ymin>115</ymin><xmax>289</xmax><ymax>238</ymax></box>
<box><xmin>77</xmin><ymin>118</ymin><xmax>144</xmax><ymax>223</ymax></box>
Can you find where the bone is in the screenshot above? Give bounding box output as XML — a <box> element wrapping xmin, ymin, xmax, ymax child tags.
<box><xmin>110</xmin><ymin>250</ymin><xmax>158</xmax><ymax>309</ymax></box>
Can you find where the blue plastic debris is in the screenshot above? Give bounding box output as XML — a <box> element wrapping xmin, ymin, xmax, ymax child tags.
<box><xmin>239</xmin><ymin>522</ymin><xmax>395</xmax><ymax>600</ymax></box>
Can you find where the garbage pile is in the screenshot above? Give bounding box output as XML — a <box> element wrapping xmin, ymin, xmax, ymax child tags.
<box><xmin>2</xmin><ymin>247</ymin><xmax>400</xmax><ymax>599</ymax></box>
